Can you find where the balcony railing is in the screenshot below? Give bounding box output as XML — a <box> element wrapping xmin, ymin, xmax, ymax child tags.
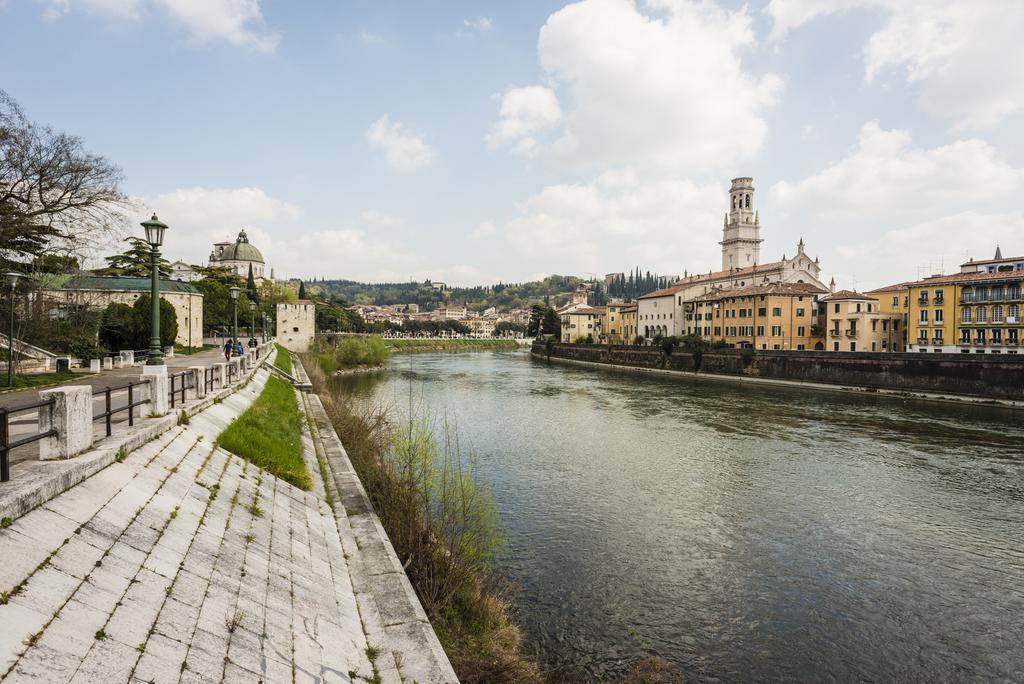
<box><xmin>845</xmin><ymin>329</ymin><xmax>858</xmax><ymax>337</ymax></box>
<box><xmin>934</xmin><ymin>297</ymin><xmax>944</xmax><ymax>305</ymax></box>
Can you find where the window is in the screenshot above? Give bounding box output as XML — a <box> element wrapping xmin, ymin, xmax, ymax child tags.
<box><xmin>771</xmin><ymin>325</ymin><xmax>782</xmax><ymax>336</ymax></box>
<box><xmin>797</xmin><ymin>326</ymin><xmax>805</xmax><ymax>336</ymax></box>
<box><xmin>962</xmin><ymin>308</ymin><xmax>972</xmax><ymax>323</ymax></box>
<box><xmin>758</xmin><ymin>307</ymin><xmax>767</xmax><ymax>316</ymax></box>
<box><xmin>871</xmin><ymin>342</ymin><xmax>877</xmax><ymax>351</ymax></box>
<box><xmin>772</xmin><ymin>307</ymin><xmax>782</xmax><ymax>316</ymax></box>
<box><xmin>919</xmin><ymin>310</ymin><xmax>928</xmax><ymax>323</ymax></box>
<box><xmin>892</xmin><ymin>296</ymin><xmax>899</xmax><ymax>307</ymax></box>
<box><xmin>756</xmin><ymin>325</ymin><xmax>765</xmax><ymax>336</ymax></box>
<box><xmin>834</xmin><ymin>303</ymin><xmax>840</xmax><ymax>313</ymax></box>
<box><xmin>856</xmin><ymin>303</ymin><xmax>862</xmax><ymax>313</ymax></box>
<box><xmin>935</xmin><ymin>309</ymin><xmax>944</xmax><ymax>323</ymax></box>
<box><xmin>833</xmin><ymin>342</ymin><xmax>839</xmax><ymax>351</ymax></box>
<box><xmin>992</xmin><ymin>306</ymin><xmax>1003</xmax><ymax>323</ymax></box>
<box><xmin>977</xmin><ymin>307</ymin><xmax>987</xmax><ymax>323</ymax></box>
<box><xmin>796</xmin><ymin>308</ymin><xmax>805</xmax><ymax>317</ymax></box>
<box><xmin>850</xmin><ymin>342</ymin><xmax>856</xmax><ymax>351</ymax></box>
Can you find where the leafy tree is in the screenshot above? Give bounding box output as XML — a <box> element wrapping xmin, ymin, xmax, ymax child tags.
<box><xmin>492</xmin><ymin>321</ymin><xmax>525</xmax><ymax>337</ymax></box>
<box><xmin>527</xmin><ymin>304</ymin><xmax>544</xmax><ymax>337</ymax></box>
<box><xmin>131</xmin><ymin>294</ymin><xmax>177</xmax><ymax>349</ymax></box>
<box><xmin>30</xmin><ymin>254</ymin><xmax>79</xmax><ymax>274</ymax></box>
<box><xmin>99</xmin><ymin>302</ymin><xmax>135</xmax><ymax>351</ymax></box>
<box><xmin>95</xmin><ymin>236</ymin><xmax>170</xmax><ymax>278</ymax></box>
<box><xmin>1</xmin><ymin>90</ymin><xmax>129</xmax><ymax>269</ymax></box>
<box><xmin>193</xmin><ymin>265</ymin><xmax>244</xmax><ymax>334</ymax></box>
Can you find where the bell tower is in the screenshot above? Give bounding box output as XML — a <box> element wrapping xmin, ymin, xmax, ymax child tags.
<box><xmin>720</xmin><ymin>177</ymin><xmax>763</xmax><ymax>271</ymax></box>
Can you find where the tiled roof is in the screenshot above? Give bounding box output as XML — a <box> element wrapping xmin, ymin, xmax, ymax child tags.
<box><xmin>907</xmin><ymin>270</ymin><xmax>1024</xmax><ymax>286</ymax></box>
<box><xmin>638</xmin><ymin>261</ymin><xmax>790</xmax><ymax>299</ymax></box>
<box><xmin>564</xmin><ymin>306</ymin><xmax>606</xmax><ymax>315</ymax></box>
<box><xmin>42</xmin><ymin>274</ymin><xmax>201</xmax><ymax>294</ymax></box>
<box><xmin>864</xmin><ymin>281</ymin><xmax>913</xmax><ymax>294</ymax></box>
<box><xmin>820</xmin><ymin>289</ymin><xmax>875</xmax><ymax>302</ymax></box>
<box><xmin>693</xmin><ymin>281</ymin><xmax>826</xmax><ymax>302</ymax></box>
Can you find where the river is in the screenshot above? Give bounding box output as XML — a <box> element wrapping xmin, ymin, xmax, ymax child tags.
<box><xmin>330</xmin><ymin>351</ymin><xmax>1024</xmax><ymax>681</ymax></box>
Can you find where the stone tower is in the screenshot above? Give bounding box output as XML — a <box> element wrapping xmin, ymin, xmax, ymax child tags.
<box><xmin>719</xmin><ymin>177</ymin><xmax>763</xmax><ymax>271</ymax></box>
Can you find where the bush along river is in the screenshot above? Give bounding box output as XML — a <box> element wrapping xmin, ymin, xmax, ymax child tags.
<box><xmin>328</xmin><ymin>350</ymin><xmax>1024</xmax><ymax>681</ymax></box>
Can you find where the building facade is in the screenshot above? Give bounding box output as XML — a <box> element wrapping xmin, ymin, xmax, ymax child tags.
<box><xmin>560</xmin><ymin>307</ymin><xmax>605</xmax><ymax>343</ymax></box>
<box><xmin>40</xmin><ymin>275</ymin><xmax>204</xmax><ymax>348</ymax></box>
<box><xmin>689</xmin><ymin>282</ymin><xmax>826</xmax><ymax>350</ymax></box>
<box><xmin>908</xmin><ymin>267</ymin><xmax>1023</xmax><ymax>354</ymax></box>
<box><xmin>864</xmin><ymin>283</ymin><xmax>911</xmax><ymax>352</ymax></box>
<box><xmin>820</xmin><ymin>290</ymin><xmax>903</xmax><ymax>353</ymax></box>
<box><xmin>209</xmin><ymin>229</ymin><xmax>266</xmax><ymax>281</ymax></box>
<box><xmin>276</xmin><ymin>301</ymin><xmax>316</xmax><ymax>352</ymax></box>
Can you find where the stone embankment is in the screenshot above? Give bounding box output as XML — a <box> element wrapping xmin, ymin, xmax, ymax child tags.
<box><xmin>0</xmin><ymin>352</ymin><xmax>456</xmax><ymax>682</ymax></box>
<box><xmin>534</xmin><ymin>342</ymin><xmax>1024</xmax><ymax>406</ymax></box>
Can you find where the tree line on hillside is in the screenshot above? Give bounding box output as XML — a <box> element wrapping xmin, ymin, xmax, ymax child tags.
<box><xmin>606</xmin><ymin>269</ymin><xmax>675</xmax><ymax>300</ymax></box>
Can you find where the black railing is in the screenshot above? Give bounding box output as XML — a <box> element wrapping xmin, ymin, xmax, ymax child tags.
<box><xmin>93</xmin><ymin>379</ymin><xmax>151</xmax><ymax>438</ymax></box>
<box><xmin>168</xmin><ymin>371</ymin><xmax>193</xmax><ymax>409</ymax></box>
<box><xmin>204</xmin><ymin>367</ymin><xmax>216</xmax><ymax>394</ymax></box>
<box><xmin>1</xmin><ymin>397</ymin><xmax>57</xmax><ymax>482</ymax></box>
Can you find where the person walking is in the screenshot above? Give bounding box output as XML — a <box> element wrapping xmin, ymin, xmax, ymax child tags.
<box><xmin>235</xmin><ymin>340</ymin><xmax>244</xmax><ymax>357</ymax></box>
<box><xmin>223</xmin><ymin>339</ymin><xmax>232</xmax><ymax>362</ymax></box>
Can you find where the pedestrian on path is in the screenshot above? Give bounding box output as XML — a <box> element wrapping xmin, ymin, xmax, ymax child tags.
<box><xmin>223</xmin><ymin>340</ymin><xmax>232</xmax><ymax>362</ymax></box>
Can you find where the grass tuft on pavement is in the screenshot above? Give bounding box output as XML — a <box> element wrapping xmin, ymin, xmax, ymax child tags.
<box><xmin>217</xmin><ymin>374</ymin><xmax>311</xmax><ymax>490</ymax></box>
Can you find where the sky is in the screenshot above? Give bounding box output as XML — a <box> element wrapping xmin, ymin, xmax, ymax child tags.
<box><xmin>2</xmin><ymin>0</ymin><xmax>1024</xmax><ymax>290</ymax></box>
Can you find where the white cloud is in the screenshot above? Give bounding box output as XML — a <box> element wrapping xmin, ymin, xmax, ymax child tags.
<box><xmin>768</xmin><ymin>121</ymin><xmax>1024</xmax><ymax>223</ymax></box>
<box><xmin>459</xmin><ymin>16</ymin><xmax>493</xmax><ymax>36</ymax></box>
<box><xmin>357</xmin><ymin>27</ymin><xmax>383</xmax><ymax>45</ymax></box>
<box><xmin>41</xmin><ymin>0</ymin><xmax>278</xmax><ymax>51</ymax></box>
<box><xmin>766</xmin><ymin>0</ymin><xmax>1024</xmax><ymax>130</ymax></box>
<box><xmin>491</xmin><ymin>168</ymin><xmax>725</xmax><ymax>276</ymax></box>
<box><xmin>766</xmin><ymin>121</ymin><xmax>1024</xmax><ymax>287</ymax></box>
<box><xmin>360</xmin><ymin>210</ymin><xmax>404</xmax><ymax>227</ymax></box>
<box><xmin>491</xmin><ymin>0</ymin><xmax>782</xmax><ymax>173</ymax></box>
<box><xmin>485</xmin><ymin>86</ymin><xmax>562</xmax><ymax>153</ymax></box>
<box><xmin>155</xmin><ymin>0</ymin><xmax>279</xmax><ymax>52</ymax></box>
<box><xmin>365</xmin><ymin>115</ymin><xmax>435</xmax><ymax>170</ymax></box>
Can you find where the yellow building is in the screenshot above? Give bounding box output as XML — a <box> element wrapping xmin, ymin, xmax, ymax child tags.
<box><xmin>820</xmin><ymin>290</ymin><xmax>904</xmax><ymax>352</ymax></box>
<box><xmin>560</xmin><ymin>306</ymin><xmax>605</xmax><ymax>343</ymax></box>
<box><xmin>865</xmin><ymin>282</ymin><xmax>911</xmax><ymax>351</ymax></box>
<box><xmin>908</xmin><ymin>268</ymin><xmax>1024</xmax><ymax>354</ymax></box>
<box><xmin>602</xmin><ymin>302</ymin><xmax>637</xmax><ymax>344</ymax></box>
<box><xmin>689</xmin><ymin>282</ymin><xmax>826</xmax><ymax>350</ymax></box>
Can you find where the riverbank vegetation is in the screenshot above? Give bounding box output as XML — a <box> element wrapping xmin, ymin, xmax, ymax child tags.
<box><xmin>274</xmin><ymin>344</ymin><xmax>293</xmax><ymax>374</ymax></box>
<box><xmin>304</xmin><ymin>358</ymin><xmax>542</xmax><ymax>683</ymax></box>
<box><xmin>314</xmin><ymin>336</ymin><xmax>390</xmax><ymax>375</ymax></box>
<box><xmin>217</xmin><ymin>374</ymin><xmax>311</xmax><ymax>490</ymax></box>
<box><xmin>386</xmin><ymin>338</ymin><xmax>521</xmax><ymax>353</ymax></box>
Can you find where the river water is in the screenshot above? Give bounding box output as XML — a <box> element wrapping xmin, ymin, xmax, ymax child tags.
<box><xmin>331</xmin><ymin>351</ymin><xmax>1024</xmax><ymax>681</ymax></box>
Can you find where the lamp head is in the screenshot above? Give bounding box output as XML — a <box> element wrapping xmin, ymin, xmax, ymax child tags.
<box><xmin>229</xmin><ymin>286</ymin><xmax>240</xmax><ymax>301</ymax></box>
<box><xmin>5</xmin><ymin>272</ymin><xmax>21</xmax><ymax>289</ymax></box>
<box><xmin>141</xmin><ymin>214</ymin><xmax>168</xmax><ymax>247</ymax></box>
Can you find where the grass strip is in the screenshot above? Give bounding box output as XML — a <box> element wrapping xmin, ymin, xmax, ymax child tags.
<box><xmin>274</xmin><ymin>344</ymin><xmax>293</xmax><ymax>374</ymax></box>
<box><xmin>217</xmin><ymin>374</ymin><xmax>311</xmax><ymax>490</ymax></box>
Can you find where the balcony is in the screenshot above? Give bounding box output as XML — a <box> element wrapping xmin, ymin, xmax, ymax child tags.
<box><xmin>934</xmin><ymin>297</ymin><xmax>944</xmax><ymax>306</ymax></box>
<box><xmin>845</xmin><ymin>329</ymin><xmax>858</xmax><ymax>338</ymax></box>
<box><xmin>931</xmin><ymin>337</ymin><xmax>944</xmax><ymax>344</ymax></box>
<box><xmin>829</xmin><ymin>328</ymin><xmax>841</xmax><ymax>337</ymax></box>
<box><xmin>917</xmin><ymin>297</ymin><xmax>929</xmax><ymax>305</ymax></box>
<box><xmin>1008</xmin><ymin>339</ymin><xmax>1020</xmax><ymax>346</ymax></box>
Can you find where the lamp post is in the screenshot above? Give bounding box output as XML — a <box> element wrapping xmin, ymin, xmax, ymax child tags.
<box><xmin>141</xmin><ymin>214</ymin><xmax>168</xmax><ymax>367</ymax></box>
<box><xmin>5</xmin><ymin>272</ymin><xmax>20</xmax><ymax>387</ymax></box>
<box><xmin>248</xmin><ymin>301</ymin><xmax>256</xmax><ymax>348</ymax></box>
<box><xmin>229</xmin><ymin>286</ymin><xmax>240</xmax><ymax>356</ymax></box>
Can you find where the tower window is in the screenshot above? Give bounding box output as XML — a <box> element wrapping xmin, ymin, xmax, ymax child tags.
<box><xmin>745</xmin><ymin>194</ymin><xmax>750</xmax><ymax>209</ymax></box>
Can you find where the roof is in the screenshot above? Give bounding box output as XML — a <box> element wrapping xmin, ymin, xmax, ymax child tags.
<box><xmin>677</xmin><ymin>260</ymin><xmax>786</xmax><ymax>285</ymax></box>
<box><xmin>819</xmin><ymin>289</ymin><xmax>875</xmax><ymax>302</ymax></box>
<box><xmin>214</xmin><ymin>230</ymin><xmax>264</xmax><ymax>264</ymax></box>
<box><xmin>43</xmin><ymin>274</ymin><xmax>201</xmax><ymax>294</ymax></box>
<box><xmin>907</xmin><ymin>270</ymin><xmax>1024</xmax><ymax>287</ymax></box>
<box><xmin>563</xmin><ymin>306</ymin><xmax>606</xmax><ymax>315</ymax></box>
<box><xmin>693</xmin><ymin>281</ymin><xmax>826</xmax><ymax>302</ymax></box>
<box><xmin>637</xmin><ymin>283</ymin><xmax>688</xmax><ymax>300</ymax></box>
<box><xmin>619</xmin><ymin>303</ymin><xmax>637</xmax><ymax>312</ymax></box>
<box><xmin>865</xmin><ymin>281</ymin><xmax>913</xmax><ymax>294</ymax></box>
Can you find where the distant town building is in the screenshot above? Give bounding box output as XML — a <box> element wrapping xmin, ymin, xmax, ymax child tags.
<box><xmin>560</xmin><ymin>306</ymin><xmax>605</xmax><ymax>343</ymax></box>
<box><xmin>277</xmin><ymin>301</ymin><xmax>316</xmax><ymax>352</ymax></box>
<box><xmin>39</xmin><ymin>274</ymin><xmax>203</xmax><ymax>348</ymax></box>
<box><xmin>209</xmin><ymin>229</ymin><xmax>266</xmax><ymax>282</ymax></box>
<box><xmin>432</xmin><ymin>305</ymin><xmax>467</xmax><ymax>321</ymax></box>
<box><xmin>169</xmin><ymin>260</ymin><xmax>200</xmax><ymax>282</ymax></box>
<box><xmin>960</xmin><ymin>246</ymin><xmax>1024</xmax><ymax>273</ymax></box>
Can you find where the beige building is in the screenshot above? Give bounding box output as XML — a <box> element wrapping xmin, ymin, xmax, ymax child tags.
<box><xmin>277</xmin><ymin>301</ymin><xmax>316</xmax><ymax>352</ymax></box>
<box><xmin>560</xmin><ymin>306</ymin><xmax>605</xmax><ymax>343</ymax></box>
<box><xmin>603</xmin><ymin>302</ymin><xmax>635</xmax><ymax>344</ymax></box>
<box><xmin>461</xmin><ymin>318</ymin><xmax>496</xmax><ymax>337</ymax></box>
<box><xmin>689</xmin><ymin>282</ymin><xmax>826</xmax><ymax>350</ymax></box>
<box><xmin>40</xmin><ymin>274</ymin><xmax>204</xmax><ymax>348</ymax></box>
<box><xmin>820</xmin><ymin>290</ymin><xmax>904</xmax><ymax>353</ymax></box>
<box><xmin>864</xmin><ymin>283</ymin><xmax>911</xmax><ymax>352</ymax></box>
<box><xmin>209</xmin><ymin>229</ymin><xmax>266</xmax><ymax>282</ymax></box>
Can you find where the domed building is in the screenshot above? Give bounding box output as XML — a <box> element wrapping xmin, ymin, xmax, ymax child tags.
<box><xmin>209</xmin><ymin>229</ymin><xmax>266</xmax><ymax>281</ymax></box>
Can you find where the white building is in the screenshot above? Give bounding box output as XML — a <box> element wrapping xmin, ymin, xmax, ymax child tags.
<box><xmin>277</xmin><ymin>301</ymin><xmax>316</xmax><ymax>352</ymax></box>
<box><xmin>209</xmin><ymin>229</ymin><xmax>266</xmax><ymax>282</ymax></box>
<box><xmin>169</xmin><ymin>260</ymin><xmax>200</xmax><ymax>283</ymax></box>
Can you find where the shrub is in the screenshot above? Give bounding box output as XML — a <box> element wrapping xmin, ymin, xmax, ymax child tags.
<box><xmin>68</xmin><ymin>337</ymin><xmax>105</xmax><ymax>363</ymax></box>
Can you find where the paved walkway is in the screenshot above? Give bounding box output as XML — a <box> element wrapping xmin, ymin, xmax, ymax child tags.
<box><xmin>0</xmin><ymin>369</ymin><xmax>376</xmax><ymax>683</ymax></box>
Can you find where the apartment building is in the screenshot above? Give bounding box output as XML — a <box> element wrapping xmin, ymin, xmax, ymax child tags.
<box><xmin>560</xmin><ymin>306</ymin><xmax>605</xmax><ymax>343</ymax></box>
<box><xmin>820</xmin><ymin>290</ymin><xmax>904</xmax><ymax>352</ymax></box>
<box><xmin>688</xmin><ymin>282</ymin><xmax>826</xmax><ymax>350</ymax></box>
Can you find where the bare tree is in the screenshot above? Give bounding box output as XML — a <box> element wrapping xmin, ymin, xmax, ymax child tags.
<box><xmin>0</xmin><ymin>89</ymin><xmax>131</xmax><ymax>268</ymax></box>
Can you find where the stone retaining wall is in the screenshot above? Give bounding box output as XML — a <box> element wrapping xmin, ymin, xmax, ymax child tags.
<box><xmin>532</xmin><ymin>342</ymin><xmax>1024</xmax><ymax>401</ymax></box>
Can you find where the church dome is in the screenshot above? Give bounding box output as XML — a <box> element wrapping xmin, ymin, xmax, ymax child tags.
<box><xmin>219</xmin><ymin>229</ymin><xmax>264</xmax><ymax>264</ymax></box>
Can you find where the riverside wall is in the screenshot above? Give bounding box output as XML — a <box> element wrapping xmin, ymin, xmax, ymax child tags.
<box><xmin>532</xmin><ymin>342</ymin><xmax>1024</xmax><ymax>402</ymax></box>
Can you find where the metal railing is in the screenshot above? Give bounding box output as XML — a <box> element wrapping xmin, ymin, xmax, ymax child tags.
<box><xmin>168</xmin><ymin>371</ymin><xmax>193</xmax><ymax>409</ymax></box>
<box><xmin>204</xmin><ymin>367</ymin><xmax>216</xmax><ymax>394</ymax></box>
<box><xmin>93</xmin><ymin>379</ymin><xmax>151</xmax><ymax>438</ymax></box>
<box><xmin>1</xmin><ymin>397</ymin><xmax>57</xmax><ymax>482</ymax></box>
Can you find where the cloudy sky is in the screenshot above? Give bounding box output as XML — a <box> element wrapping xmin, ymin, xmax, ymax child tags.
<box><xmin>3</xmin><ymin>0</ymin><xmax>1023</xmax><ymax>289</ymax></box>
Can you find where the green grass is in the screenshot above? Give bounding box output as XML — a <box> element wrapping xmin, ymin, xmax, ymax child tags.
<box><xmin>172</xmin><ymin>344</ymin><xmax>218</xmax><ymax>356</ymax></box>
<box><xmin>0</xmin><ymin>370</ymin><xmax>82</xmax><ymax>393</ymax></box>
<box><xmin>274</xmin><ymin>345</ymin><xmax>293</xmax><ymax>374</ymax></box>
<box><xmin>385</xmin><ymin>338</ymin><xmax>520</xmax><ymax>353</ymax></box>
<box><xmin>217</xmin><ymin>374</ymin><xmax>311</xmax><ymax>490</ymax></box>
<box><xmin>316</xmin><ymin>336</ymin><xmax>390</xmax><ymax>375</ymax></box>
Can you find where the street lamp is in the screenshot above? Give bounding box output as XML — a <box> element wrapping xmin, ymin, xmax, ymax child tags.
<box><xmin>248</xmin><ymin>300</ymin><xmax>256</xmax><ymax>348</ymax></box>
<box><xmin>6</xmin><ymin>272</ymin><xmax>20</xmax><ymax>388</ymax></box>
<box><xmin>229</xmin><ymin>286</ymin><xmax>240</xmax><ymax>356</ymax></box>
<box><xmin>141</xmin><ymin>214</ymin><xmax>168</xmax><ymax>367</ymax></box>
